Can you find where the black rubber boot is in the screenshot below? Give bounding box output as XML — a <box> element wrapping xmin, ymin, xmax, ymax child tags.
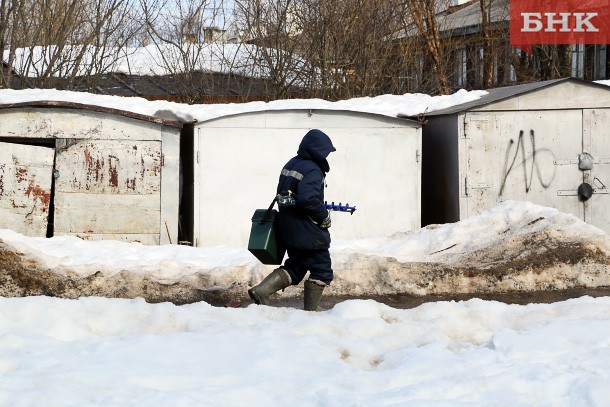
<box><xmin>304</xmin><ymin>279</ymin><xmax>326</xmax><ymax>311</ymax></box>
<box><xmin>248</xmin><ymin>268</ymin><xmax>291</xmax><ymax>305</ymax></box>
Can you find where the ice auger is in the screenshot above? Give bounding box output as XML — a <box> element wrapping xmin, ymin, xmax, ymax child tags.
<box><xmin>324</xmin><ymin>201</ymin><xmax>356</xmax><ymax>214</ymax></box>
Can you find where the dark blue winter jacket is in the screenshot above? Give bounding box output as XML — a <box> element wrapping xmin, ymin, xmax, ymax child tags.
<box><xmin>276</xmin><ymin>129</ymin><xmax>336</xmax><ymax>250</ymax></box>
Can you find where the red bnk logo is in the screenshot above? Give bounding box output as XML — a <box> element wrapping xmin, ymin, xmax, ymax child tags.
<box><xmin>510</xmin><ymin>0</ymin><xmax>610</xmax><ymax>45</ymax></box>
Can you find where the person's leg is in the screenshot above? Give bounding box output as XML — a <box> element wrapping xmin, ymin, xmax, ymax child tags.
<box><xmin>282</xmin><ymin>247</ymin><xmax>309</xmax><ymax>285</ymax></box>
<box><xmin>303</xmin><ymin>249</ymin><xmax>332</xmax><ymax>311</ymax></box>
<box><xmin>305</xmin><ymin>249</ymin><xmax>332</xmax><ymax>285</ymax></box>
<box><xmin>303</xmin><ymin>279</ymin><xmax>326</xmax><ymax>311</ymax></box>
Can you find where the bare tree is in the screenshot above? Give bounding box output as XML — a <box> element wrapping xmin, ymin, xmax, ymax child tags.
<box><xmin>1</xmin><ymin>0</ymin><xmax>139</xmax><ymax>90</ymax></box>
<box><xmin>294</xmin><ymin>0</ymin><xmax>403</xmax><ymax>99</ymax></box>
<box><xmin>139</xmin><ymin>0</ymin><xmax>268</xmax><ymax>103</ymax></box>
<box><xmin>233</xmin><ymin>0</ymin><xmax>312</xmax><ymax>100</ymax></box>
<box><xmin>401</xmin><ymin>0</ymin><xmax>451</xmax><ymax>95</ymax></box>
<box><xmin>0</xmin><ymin>0</ymin><xmax>32</xmax><ymax>87</ymax></box>
<box><xmin>478</xmin><ymin>0</ymin><xmax>494</xmax><ymax>88</ymax></box>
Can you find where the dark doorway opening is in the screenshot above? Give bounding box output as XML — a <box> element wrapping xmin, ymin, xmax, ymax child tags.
<box><xmin>178</xmin><ymin>124</ymin><xmax>195</xmax><ymax>245</ymax></box>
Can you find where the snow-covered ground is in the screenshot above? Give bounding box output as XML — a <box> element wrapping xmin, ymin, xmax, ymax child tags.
<box><xmin>1</xmin><ymin>85</ymin><xmax>609</xmax><ymax>405</ymax></box>
<box><xmin>0</xmin><ymin>201</ymin><xmax>608</xmax><ymax>406</ymax></box>
<box><xmin>2</xmin><ymin>292</ymin><xmax>610</xmax><ymax>405</ymax></box>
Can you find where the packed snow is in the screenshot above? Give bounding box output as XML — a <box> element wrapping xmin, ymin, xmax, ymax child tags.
<box><xmin>2</xmin><ymin>292</ymin><xmax>610</xmax><ymax>405</ymax></box>
<box><xmin>1</xmin><ymin>200</ymin><xmax>610</xmax><ymax>404</ymax></box>
<box><xmin>2</xmin><ymin>77</ymin><xmax>607</xmax><ymax>124</ymax></box>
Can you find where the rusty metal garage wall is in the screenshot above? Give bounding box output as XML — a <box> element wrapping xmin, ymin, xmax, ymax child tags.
<box><xmin>0</xmin><ymin>105</ymin><xmax>181</xmax><ymax>244</ymax></box>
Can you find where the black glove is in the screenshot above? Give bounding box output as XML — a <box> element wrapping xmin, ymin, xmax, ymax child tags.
<box><xmin>319</xmin><ymin>214</ymin><xmax>331</xmax><ymax>229</ymax></box>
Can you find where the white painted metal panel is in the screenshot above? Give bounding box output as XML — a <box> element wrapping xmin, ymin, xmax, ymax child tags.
<box><xmin>194</xmin><ymin>112</ymin><xmax>421</xmax><ymax>247</ymax></box>
<box><xmin>0</xmin><ymin>108</ymin><xmax>166</xmax><ymax>141</ymax></box>
<box><xmin>53</xmin><ymin>139</ymin><xmax>162</xmax><ymax>244</ymax></box>
<box><xmin>0</xmin><ymin>106</ymin><xmax>182</xmax><ymax>245</ymax></box>
<box><xmin>584</xmin><ymin>108</ymin><xmax>610</xmax><ymax>233</ymax></box>
<box><xmin>201</xmin><ymin>109</ymin><xmax>416</xmax><ymax>129</ymax></box>
<box><xmin>0</xmin><ymin>142</ymin><xmax>54</xmax><ymax>236</ymax></box>
<box><xmin>460</xmin><ymin>111</ymin><xmax>584</xmax><ymax>220</ymax></box>
<box><xmin>53</xmin><ymin>193</ymin><xmax>160</xmax><ymax>233</ymax></box>
<box><xmin>475</xmin><ymin>81</ymin><xmax>610</xmax><ymax>111</ymax></box>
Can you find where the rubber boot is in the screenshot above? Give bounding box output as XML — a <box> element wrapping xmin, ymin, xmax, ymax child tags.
<box><xmin>304</xmin><ymin>279</ymin><xmax>326</xmax><ymax>311</ymax></box>
<box><xmin>248</xmin><ymin>268</ymin><xmax>291</xmax><ymax>305</ymax></box>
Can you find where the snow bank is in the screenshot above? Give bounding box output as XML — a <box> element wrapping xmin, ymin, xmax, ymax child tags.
<box><xmin>332</xmin><ymin>200</ymin><xmax>608</xmax><ymax>264</ymax></box>
<box><xmin>1</xmin><ymin>201</ymin><xmax>608</xmax><ymax>302</ymax></box>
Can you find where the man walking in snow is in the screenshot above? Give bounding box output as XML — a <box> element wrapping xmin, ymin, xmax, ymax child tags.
<box><xmin>248</xmin><ymin>129</ymin><xmax>336</xmax><ymax>311</ymax></box>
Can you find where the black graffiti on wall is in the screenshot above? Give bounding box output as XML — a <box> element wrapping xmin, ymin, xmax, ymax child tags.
<box><xmin>499</xmin><ymin>130</ymin><xmax>555</xmax><ymax>196</ymax></box>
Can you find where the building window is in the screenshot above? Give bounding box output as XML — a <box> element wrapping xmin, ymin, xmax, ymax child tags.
<box><xmin>493</xmin><ymin>52</ymin><xmax>499</xmax><ymax>85</ymax></box>
<box><xmin>506</xmin><ymin>46</ymin><xmax>519</xmax><ymax>84</ymax></box>
<box><xmin>476</xmin><ymin>47</ymin><xmax>484</xmax><ymax>86</ymax></box>
<box><xmin>456</xmin><ymin>47</ymin><xmax>467</xmax><ymax>86</ymax></box>
<box><xmin>571</xmin><ymin>44</ymin><xmax>585</xmax><ymax>79</ymax></box>
<box><xmin>594</xmin><ymin>44</ymin><xmax>607</xmax><ymax>80</ymax></box>
<box><xmin>411</xmin><ymin>55</ymin><xmax>424</xmax><ymax>90</ymax></box>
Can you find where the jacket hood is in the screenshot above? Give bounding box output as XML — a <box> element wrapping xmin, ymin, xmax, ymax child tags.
<box><xmin>297</xmin><ymin>129</ymin><xmax>336</xmax><ymax>172</ymax></box>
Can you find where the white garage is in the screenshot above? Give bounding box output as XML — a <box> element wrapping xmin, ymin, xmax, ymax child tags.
<box><xmin>0</xmin><ymin>101</ymin><xmax>182</xmax><ymax>244</ymax></box>
<box><xmin>409</xmin><ymin>78</ymin><xmax>610</xmax><ymax>233</ymax></box>
<box><xmin>190</xmin><ymin>109</ymin><xmax>422</xmax><ymax>248</ymax></box>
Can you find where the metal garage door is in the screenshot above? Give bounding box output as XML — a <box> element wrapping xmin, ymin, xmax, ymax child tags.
<box><xmin>0</xmin><ymin>141</ymin><xmax>54</xmax><ymax>236</ymax></box>
<box><xmin>584</xmin><ymin>109</ymin><xmax>610</xmax><ymax>233</ymax></box>
<box><xmin>53</xmin><ymin>139</ymin><xmax>163</xmax><ymax>244</ymax></box>
<box><xmin>461</xmin><ymin>110</ymin><xmax>585</xmax><ymax>222</ymax></box>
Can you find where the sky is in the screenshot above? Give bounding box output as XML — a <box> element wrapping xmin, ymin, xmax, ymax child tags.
<box><xmin>1</xmin><ymin>86</ymin><xmax>610</xmax><ymax>405</ymax></box>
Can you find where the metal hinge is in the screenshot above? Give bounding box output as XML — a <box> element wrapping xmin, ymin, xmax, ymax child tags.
<box><xmin>557</xmin><ymin>190</ymin><xmax>578</xmax><ymax>196</ymax></box>
<box><xmin>553</xmin><ymin>159</ymin><xmax>579</xmax><ymax>166</ymax></box>
<box><xmin>416</xmin><ymin>149</ymin><xmax>420</xmax><ymax>163</ymax></box>
<box><xmin>558</xmin><ymin>189</ymin><xmax>608</xmax><ymax>196</ymax></box>
<box><xmin>468</xmin><ymin>116</ymin><xmax>489</xmax><ymax>122</ymax></box>
<box><xmin>197</xmin><ymin>150</ymin><xmax>200</xmax><ymax>163</ymax></box>
<box><xmin>463</xmin><ymin>116</ymin><xmax>488</xmax><ymax>139</ymax></box>
<box><xmin>465</xmin><ymin>177</ymin><xmax>490</xmax><ymax>196</ymax></box>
